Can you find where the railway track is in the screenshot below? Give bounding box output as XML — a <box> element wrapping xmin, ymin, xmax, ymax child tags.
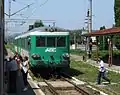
<box><xmin>43</xmin><ymin>79</ymin><xmax>59</xmax><ymax>95</ymax></box>
<box><xmin>60</xmin><ymin>72</ymin><xmax>90</xmax><ymax>95</ymax></box>
<box><xmin>61</xmin><ymin>76</ymin><xmax>89</xmax><ymax>95</ymax></box>
<box><xmin>38</xmin><ymin>72</ymin><xmax>90</xmax><ymax>95</ymax></box>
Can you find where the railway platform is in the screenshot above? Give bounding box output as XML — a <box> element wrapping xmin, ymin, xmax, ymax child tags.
<box><xmin>5</xmin><ymin>49</ymin><xmax>45</xmax><ymax>95</ymax></box>
<box><xmin>70</xmin><ymin>54</ymin><xmax>120</xmax><ymax>74</ymax></box>
<box><xmin>5</xmin><ymin>72</ymin><xmax>45</xmax><ymax>95</ymax></box>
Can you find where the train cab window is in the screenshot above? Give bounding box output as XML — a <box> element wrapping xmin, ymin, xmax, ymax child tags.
<box><xmin>47</xmin><ymin>37</ymin><xmax>55</xmax><ymax>47</ymax></box>
<box><xmin>57</xmin><ymin>37</ymin><xmax>66</xmax><ymax>47</ymax></box>
<box><xmin>36</xmin><ymin>36</ymin><xmax>45</xmax><ymax>47</ymax></box>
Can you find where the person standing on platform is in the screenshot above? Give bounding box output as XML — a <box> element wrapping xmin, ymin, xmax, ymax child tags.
<box><xmin>21</xmin><ymin>56</ymin><xmax>29</xmax><ymax>91</ymax></box>
<box><xmin>97</xmin><ymin>58</ymin><xmax>111</xmax><ymax>85</ymax></box>
<box><xmin>14</xmin><ymin>53</ymin><xmax>21</xmax><ymax>76</ymax></box>
<box><xmin>7</xmin><ymin>57</ymin><xmax>18</xmax><ymax>93</ymax></box>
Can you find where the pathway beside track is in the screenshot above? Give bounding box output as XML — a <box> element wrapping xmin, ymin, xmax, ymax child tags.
<box><xmin>70</xmin><ymin>54</ymin><xmax>120</xmax><ymax>74</ymax></box>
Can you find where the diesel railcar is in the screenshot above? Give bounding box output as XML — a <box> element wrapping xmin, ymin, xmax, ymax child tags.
<box><xmin>13</xmin><ymin>27</ymin><xmax>70</xmax><ymax>70</ymax></box>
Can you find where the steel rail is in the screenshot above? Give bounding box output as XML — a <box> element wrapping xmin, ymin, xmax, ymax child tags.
<box><xmin>43</xmin><ymin>80</ymin><xmax>59</xmax><ymax>95</ymax></box>
<box><xmin>60</xmin><ymin>72</ymin><xmax>89</xmax><ymax>95</ymax></box>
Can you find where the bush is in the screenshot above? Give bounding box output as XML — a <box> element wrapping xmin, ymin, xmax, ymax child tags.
<box><xmin>70</xmin><ymin>49</ymin><xmax>86</xmax><ymax>56</ymax></box>
<box><xmin>92</xmin><ymin>50</ymin><xmax>120</xmax><ymax>60</ymax></box>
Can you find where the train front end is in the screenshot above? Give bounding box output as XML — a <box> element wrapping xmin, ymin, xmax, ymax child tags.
<box><xmin>30</xmin><ymin>32</ymin><xmax>70</xmax><ymax>69</ymax></box>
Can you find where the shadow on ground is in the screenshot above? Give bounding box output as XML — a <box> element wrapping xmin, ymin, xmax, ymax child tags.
<box><xmin>30</xmin><ymin>67</ymin><xmax>84</xmax><ymax>80</ymax></box>
<box><xmin>7</xmin><ymin>73</ymin><xmax>36</xmax><ymax>95</ymax></box>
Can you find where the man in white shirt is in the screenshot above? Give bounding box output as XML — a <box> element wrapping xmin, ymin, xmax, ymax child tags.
<box><xmin>97</xmin><ymin>58</ymin><xmax>110</xmax><ymax>84</ymax></box>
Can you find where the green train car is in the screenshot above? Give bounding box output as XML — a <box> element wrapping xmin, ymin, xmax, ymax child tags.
<box><xmin>13</xmin><ymin>27</ymin><xmax>70</xmax><ymax>70</ymax></box>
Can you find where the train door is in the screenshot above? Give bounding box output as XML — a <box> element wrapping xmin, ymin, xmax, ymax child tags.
<box><xmin>28</xmin><ymin>36</ymin><xmax>31</xmax><ymax>56</ymax></box>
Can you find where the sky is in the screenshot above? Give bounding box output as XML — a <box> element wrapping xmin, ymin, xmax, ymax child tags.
<box><xmin>5</xmin><ymin>0</ymin><xmax>114</xmax><ymax>34</ymax></box>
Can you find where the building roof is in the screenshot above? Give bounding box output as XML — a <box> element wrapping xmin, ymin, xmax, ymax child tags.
<box><xmin>83</xmin><ymin>27</ymin><xmax>120</xmax><ymax>36</ymax></box>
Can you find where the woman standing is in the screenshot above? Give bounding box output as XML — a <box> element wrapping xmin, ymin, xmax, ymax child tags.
<box><xmin>21</xmin><ymin>56</ymin><xmax>29</xmax><ymax>91</ymax></box>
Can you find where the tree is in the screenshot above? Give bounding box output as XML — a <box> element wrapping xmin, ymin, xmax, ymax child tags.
<box><xmin>99</xmin><ymin>26</ymin><xmax>108</xmax><ymax>50</ymax></box>
<box><xmin>69</xmin><ymin>29</ymin><xmax>82</xmax><ymax>45</ymax></box>
<box><xmin>114</xmin><ymin>0</ymin><xmax>120</xmax><ymax>27</ymax></box>
<box><xmin>114</xmin><ymin>0</ymin><xmax>120</xmax><ymax>49</ymax></box>
<box><xmin>34</xmin><ymin>20</ymin><xmax>44</xmax><ymax>28</ymax></box>
<box><xmin>28</xmin><ymin>25</ymin><xmax>34</xmax><ymax>31</ymax></box>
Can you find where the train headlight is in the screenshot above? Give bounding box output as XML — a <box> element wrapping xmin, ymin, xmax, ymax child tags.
<box><xmin>32</xmin><ymin>54</ymin><xmax>40</xmax><ymax>58</ymax></box>
<box><xmin>63</xmin><ymin>53</ymin><xmax>70</xmax><ymax>58</ymax></box>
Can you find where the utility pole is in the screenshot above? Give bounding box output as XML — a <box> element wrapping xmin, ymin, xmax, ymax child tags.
<box><xmin>0</xmin><ymin>0</ymin><xmax>4</xmax><ymax>95</ymax></box>
<box><xmin>89</xmin><ymin>0</ymin><xmax>92</xmax><ymax>58</ymax></box>
<box><xmin>89</xmin><ymin>0</ymin><xmax>92</xmax><ymax>32</ymax></box>
<box><xmin>86</xmin><ymin>9</ymin><xmax>90</xmax><ymax>58</ymax></box>
<box><xmin>74</xmin><ymin>32</ymin><xmax>77</xmax><ymax>49</ymax></box>
<box><xmin>86</xmin><ymin>0</ymin><xmax>92</xmax><ymax>58</ymax></box>
<box><xmin>5</xmin><ymin>2</ymin><xmax>34</xmax><ymax>43</ymax></box>
<box><xmin>8</xmin><ymin>0</ymin><xmax>11</xmax><ymax>18</ymax></box>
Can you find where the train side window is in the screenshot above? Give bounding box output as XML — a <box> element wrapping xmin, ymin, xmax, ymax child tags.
<box><xmin>57</xmin><ymin>37</ymin><xmax>66</xmax><ymax>47</ymax></box>
<box><xmin>36</xmin><ymin>36</ymin><xmax>45</xmax><ymax>47</ymax></box>
<box><xmin>28</xmin><ymin>41</ymin><xmax>30</xmax><ymax>45</ymax></box>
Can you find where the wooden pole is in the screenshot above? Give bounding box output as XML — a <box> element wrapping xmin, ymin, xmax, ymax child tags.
<box><xmin>108</xmin><ymin>38</ymin><xmax>110</xmax><ymax>67</ymax></box>
<box><xmin>110</xmin><ymin>35</ymin><xmax>113</xmax><ymax>66</ymax></box>
<box><xmin>108</xmin><ymin>37</ymin><xmax>112</xmax><ymax>67</ymax></box>
<box><xmin>96</xmin><ymin>36</ymin><xmax>99</xmax><ymax>62</ymax></box>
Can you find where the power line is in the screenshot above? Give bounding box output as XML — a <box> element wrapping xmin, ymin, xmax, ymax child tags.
<box><xmin>5</xmin><ymin>2</ymin><xmax>34</xmax><ymax>18</ymax></box>
<box><xmin>23</xmin><ymin>0</ymin><xmax>49</xmax><ymax>19</ymax></box>
<box><xmin>19</xmin><ymin>0</ymin><xmax>49</xmax><ymax>25</ymax></box>
<box><xmin>14</xmin><ymin>0</ymin><xmax>35</xmax><ymax>6</ymax></box>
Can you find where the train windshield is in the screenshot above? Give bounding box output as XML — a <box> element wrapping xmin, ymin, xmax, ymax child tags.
<box><xmin>57</xmin><ymin>37</ymin><xmax>66</xmax><ymax>47</ymax></box>
<box><xmin>47</xmin><ymin>37</ymin><xmax>55</xmax><ymax>47</ymax></box>
<box><xmin>36</xmin><ymin>36</ymin><xmax>66</xmax><ymax>47</ymax></box>
<box><xmin>36</xmin><ymin>36</ymin><xmax>45</xmax><ymax>47</ymax></box>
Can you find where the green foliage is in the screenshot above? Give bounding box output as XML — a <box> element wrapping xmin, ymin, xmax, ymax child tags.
<box><xmin>92</xmin><ymin>50</ymin><xmax>120</xmax><ymax>60</ymax></box>
<box><xmin>70</xmin><ymin>49</ymin><xmax>86</xmax><ymax>56</ymax></box>
<box><xmin>29</xmin><ymin>25</ymin><xmax>34</xmax><ymax>31</ymax></box>
<box><xmin>114</xmin><ymin>0</ymin><xmax>120</xmax><ymax>49</ymax></box>
<box><xmin>98</xmin><ymin>26</ymin><xmax>108</xmax><ymax>50</ymax></box>
<box><xmin>34</xmin><ymin>20</ymin><xmax>44</xmax><ymax>28</ymax></box>
<box><xmin>28</xmin><ymin>20</ymin><xmax>45</xmax><ymax>31</ymax></box>
<box><xmin>113</xmin><ymin>35</ymin><xmax>120</xmax><ymax>49</ymax></box>
<box><xmin>69</xmin><ymin>30</ymin><xmax>82</xmax><ymax>44</ymax></box>
<box><xmin>114</xmin><ymin>0</ymin><xmax>120</xmax><ymax>27</ymax></box>
<box><xmin>100</xmin><ymin>26</ymin><xmax>105</xmax><ymax>30</ymax></box>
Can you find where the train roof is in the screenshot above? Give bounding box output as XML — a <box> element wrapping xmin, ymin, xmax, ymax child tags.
<box><xmin>15</xmin><ymin>31</ymin><xmax>69</xmax><ymax>39</ymax></box>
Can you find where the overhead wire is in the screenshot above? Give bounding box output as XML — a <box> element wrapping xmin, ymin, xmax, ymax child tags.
<box><xmin>11</xmin><ymin>0</ymin><xmax>37</xmax><ymax>16</ymax></box>
<box><xmin>13</xmin><ymin>0</ymin><xmax>37</xmax><ymax>6</ymax></box>
<box><xmin>20</xmin><ymin>0</ymin><xmax>49</xmax><ymax>26</ymax></box>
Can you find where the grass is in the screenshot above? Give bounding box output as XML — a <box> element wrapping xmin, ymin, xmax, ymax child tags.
<box><xmin>70</xmin><ymin>49</ymin><xmax>86</xmax><ymax>56</ymax></box>
<box><xmin>70</xmin><ymin>60</ymin><xmax>98</xmax><ymax>83</ymax></box>
<box><xmin>70</xmin><ymin>60</ymin><xmax>120</xmax><ymax>94</ymax></box>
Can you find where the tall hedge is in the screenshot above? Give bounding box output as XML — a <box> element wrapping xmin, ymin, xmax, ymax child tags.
<box><xmin>99</xmin><ymin>26</ymin><xmax>108</xmax><ymax>50</ymax></box>
<box><xmin>114</xmin><ymin>0</ymin><xmax>120</xmax><ymax>49</ymax></box>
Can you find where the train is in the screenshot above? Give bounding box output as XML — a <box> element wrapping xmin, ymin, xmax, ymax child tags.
<box><xmin>11</xmin><ymin>27</ymin><xmax>70</xmax><ymax>71</ymax></box>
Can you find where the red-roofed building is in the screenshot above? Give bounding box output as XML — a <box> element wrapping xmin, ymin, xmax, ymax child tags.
<box><xmin>83</xmin><ymin>27</ymin><xmax>120</xmax><ymax>67</ymax></box>
<box><xmin>84</xmin><ymin>27</ymin><xmax>120</xmax><ymax>36</ymax></box>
